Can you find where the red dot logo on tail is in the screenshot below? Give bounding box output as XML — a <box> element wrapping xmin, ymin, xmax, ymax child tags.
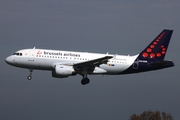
<box><xmin>147</xmin><ymin>48</ymin><xmax>152</xmax><ymax>52</ymax></box>
<box><xmin>150</xmin><ymin>53</ymin><xmax>155</xmax><ymax>58</ymax></box>
<box><xmin>142</xmin><ymin>52</ymin><xmax>148</xmax><ymax>57</ymax></box>
<box><xmin>156</xmin><ymin>53</ymin><xmax>162</xmax><ymax>57</ymax></box>
<box><xmin>162</xmin><ymin>48</ymin><xmax>166</xmax><ymax>51</ymax></box>
<box><xmin>139</xmin><ymin>30</ymin><xmax>173</xmax><ymax>60</ymax></box>
<box><xmin>150</xmin><ymin>45</ymin><xmax>155</xmax><ymax>48</ymax></box>
<box><xmin>153</xmin><ymin>41</ymin><xmax>157</xmax><ymax>45</ymax></box>
<box><xmin>162</xmin><ymin>51</ymin><xmax>166</xmax><ymax>54</ymax></box>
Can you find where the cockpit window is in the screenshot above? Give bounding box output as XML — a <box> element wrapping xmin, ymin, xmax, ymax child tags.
<box><xmin>13</xmin><ymin>53</ymin><xmax>23</xmax><ymax>56</ymax></box>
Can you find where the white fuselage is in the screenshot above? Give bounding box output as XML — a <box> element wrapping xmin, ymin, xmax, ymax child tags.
<box><xmin>6</xmin><ymin>48</ymin><xmax>138</xmax><ymax>75</ymax></box>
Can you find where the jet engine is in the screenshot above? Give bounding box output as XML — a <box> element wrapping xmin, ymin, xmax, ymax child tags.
<box><xmin>52</xmin><ymin>65</ymin><xmax>76</xmax><ymax>78</ymax></box>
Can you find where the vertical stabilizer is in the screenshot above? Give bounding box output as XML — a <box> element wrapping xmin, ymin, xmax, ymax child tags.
<box><xmin>138</xmin><ymin>29</ymin><xmax>173</xmax><ymax>61</ymax></box>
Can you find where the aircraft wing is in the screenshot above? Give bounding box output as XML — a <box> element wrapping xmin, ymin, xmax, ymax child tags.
<box><xmin>73</xmin><ymin>56</ymin><xmax>113</xmax><ymax>67</ymax></box>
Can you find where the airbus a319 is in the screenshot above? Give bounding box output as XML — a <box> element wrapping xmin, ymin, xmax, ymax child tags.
<box><xmin>6</xmin><ymin>29</ymin><xmax>174</xmax><ymax>85</ymax></box>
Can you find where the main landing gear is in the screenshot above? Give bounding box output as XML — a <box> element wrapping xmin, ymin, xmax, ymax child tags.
<box><xmin>27</xmin><ymin>69</ymin><xmax>33</xmax><ymax>80</ymax></box>
<box><xmin>81</xmin><ymin>77</ymin><xmax>90</xmax><ymax>85</ymax></box>
<box><xmin>81</xmin><ymin>74</ymin><xmax>90</xmax><ymax>85</ymax></box>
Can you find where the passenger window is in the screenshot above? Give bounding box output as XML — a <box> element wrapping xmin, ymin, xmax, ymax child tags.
<box><xmin>20</xmin><ymin>53</ymin><xmax>22</xmax><ymax>56</ymax></box>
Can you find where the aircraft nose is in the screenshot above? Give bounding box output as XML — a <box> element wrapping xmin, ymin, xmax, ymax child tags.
<box><xmin>5</xmin><ymin>56</ymin><xmax>12</xmax><ymax>64</ymax></box>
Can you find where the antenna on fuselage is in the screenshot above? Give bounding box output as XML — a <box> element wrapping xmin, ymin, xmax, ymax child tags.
<box><xmin>33</xmin><ymin>47</ymin><xmax>36</xmax><ymax>49</ymax></box>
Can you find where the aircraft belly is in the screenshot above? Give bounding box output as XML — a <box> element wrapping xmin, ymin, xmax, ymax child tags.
<box><xmin>92</xmin><ymin>67</ymin><xmax>107</xmax><ymax>74</ymax></box>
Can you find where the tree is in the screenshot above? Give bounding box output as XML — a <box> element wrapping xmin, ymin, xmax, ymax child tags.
<box><xmin>129</xmin><ymin>110</ymin><xmax>173</xmax><ymax>120</ymax></box>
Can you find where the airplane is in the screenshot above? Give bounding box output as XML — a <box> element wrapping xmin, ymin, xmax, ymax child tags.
<box><xmin>5</xmin><ymin>29</ymin><xmax>174</xmax><ymax>85</ymax></box>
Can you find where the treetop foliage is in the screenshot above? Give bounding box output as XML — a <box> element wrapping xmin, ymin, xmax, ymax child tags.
<box><xmin>129</xmin><ymin>110</ymin><xmax>173</xmax><ymax>120</ymax></box>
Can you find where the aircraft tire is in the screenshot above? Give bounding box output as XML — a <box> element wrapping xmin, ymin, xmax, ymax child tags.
<box><xmin>27</xmin><ymin>76</ymin><xmax>32</xmax><ymax>80</ymax></box>
<box><xmin>81</xmin><ymin>78</ymin><xmax>90</xmax><ymax>85</ymax></box>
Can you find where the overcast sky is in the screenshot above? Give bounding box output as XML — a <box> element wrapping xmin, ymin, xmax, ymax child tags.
<box><xmin>1</xmin><ymin>0</ymin><xmax>180</xmax><ymax>120</ymax></box>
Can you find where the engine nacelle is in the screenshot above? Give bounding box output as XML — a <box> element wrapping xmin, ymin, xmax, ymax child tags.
<box><xmin>52</xmin><ymin>65</ymin><xmax>75</xmax><ymax>78</ymax></box>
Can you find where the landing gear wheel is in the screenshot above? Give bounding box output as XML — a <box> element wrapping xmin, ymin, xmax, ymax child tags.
<box><xmin>81</xmin><ymin>78</ymin><xmax>90</xmax><ymax>85</ymax></box>
<box><xmin>27</xmin><ymin>69</ymin><xmax>33</xmax><ymax>80</ymax></box>
<box><xmin>85</xmin><ymin>78</ymin><xmax>90</xmax><ymax>84</ymax></box>
<box><xmin>27</xmin><ymin>76</ymin><xmax>32</xmax><ymax>80</ymax></box>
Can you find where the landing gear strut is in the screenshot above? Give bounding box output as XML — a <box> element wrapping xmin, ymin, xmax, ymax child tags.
<box><xmin>27</xmin><ymin>69</ymin><xmax>33</xmax><ymax>80</ymax></box>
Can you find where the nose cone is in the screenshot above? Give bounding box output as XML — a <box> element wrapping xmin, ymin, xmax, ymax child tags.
<box><xmin>5</xmin><ymin>56</ymin><xmax>13</xmax><ymax>65</ymax></box>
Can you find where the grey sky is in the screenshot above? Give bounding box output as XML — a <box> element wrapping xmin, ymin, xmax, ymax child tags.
<box><xmin>1</xmin><ymin>0</ymin><xmax>180</xmax><ymax>120</ymax></box>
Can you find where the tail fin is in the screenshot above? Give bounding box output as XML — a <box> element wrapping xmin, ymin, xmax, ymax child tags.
<box><xmin>138</xmin><ymin>29</ymin><xmax>173</xmax><ymax>61</ymax></box>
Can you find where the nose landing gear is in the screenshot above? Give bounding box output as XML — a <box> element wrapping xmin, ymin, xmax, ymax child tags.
<box><xmin>27</xmin><ymin>69</ymin><xmax>33</xmax><ymax>80</ymax></box>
